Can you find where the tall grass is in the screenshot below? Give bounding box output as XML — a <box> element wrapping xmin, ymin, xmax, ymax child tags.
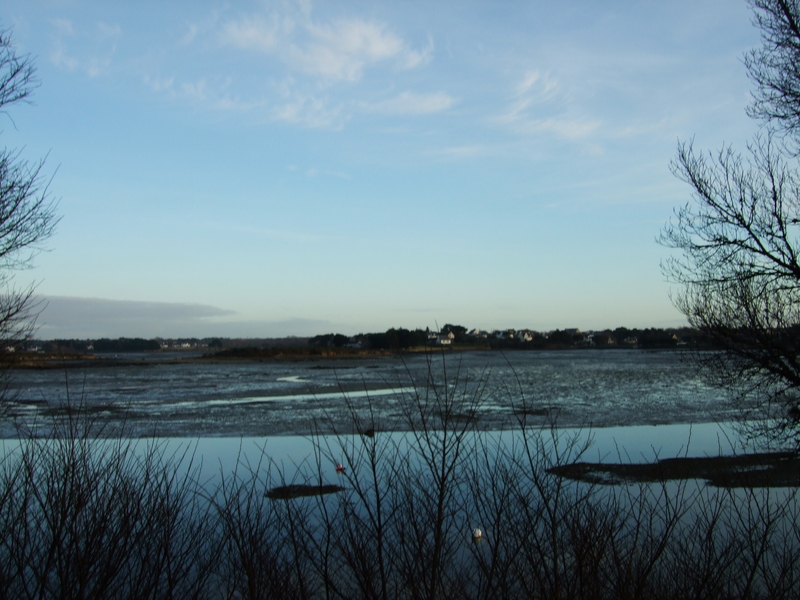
<box><xmin>0</xmin><ymin>357</ymin><xmax>798</xmax><ymax>599</ymax></box>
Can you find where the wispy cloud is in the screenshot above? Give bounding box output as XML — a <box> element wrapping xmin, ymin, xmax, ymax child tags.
<box><xmin>292</xmin><ymin>19</ymin><xmax>405</xmax><ymax>81</ymax></box>
<box><xmin>97</xmin><ymin>22</ymin><xmax>122</xmax><ymax>39</ymax></box>
<box><xmin>51</xmin><ymin>18</ymin><xmax>74</xmax><ymax>35</ymax></box>
<box><xmin>180</xmin><ymin>23</ymin><xmax>199</xmax><ymax>46</ymax></box>
<box><xmin>495</xmin><ymin>70</ymin><xmax>600</xmax><ymax>140</ymax></box>
<box><xmin>220</xmin><ymin>13</ymin><xmax>429</xmax><ymax>84</ymax></box>
<box><xmin>144</xmin><ymin>75</ymin><xmax>175</xmax><ymax>94</ymax></box>
<box><xmin>49</xmin><ymin>18</ymin><xmax>78</xmax><ymax>70</ymax></box>
<box><xmin>515</xmin><ymin>70</ymin><xmax>558</xmax><ymax>98</ymax></box>
<box><xmin>367</xmin><ymin>91</ymin><xmax>455</xmax><ymax>115</ymax></box>
<box><xmin>215</xmin><ymin>95</ymin><xmax>267</xmax><ymax>112</ymax></box>
<box><xmin>48</xmin><ymin>18</ymin><xmax>120</xmax><ymax>78</ymax></box>
<box><xmin>143</xmin><ymin>5</ymin><xmax>436</xmax><ymax>129</ymax></box>
<box><xmin>36</xmin><ymin>296</ymin><xmax>236</xmax><ymax>337</ymax></box>
<box><xmin>36</xmin><ymin>295</ymin><xmax>335</xmax><ymax>338</ymax></box>
<box><xmin>272</xmin><ymin>90</ymin><xmax>347</xmax><ymax>129</ymax></box>
<box><xmin>50</xmin><ymin>44</ymin><xmax>78</xmax><ymax>71</ymax></box>
<box><xmin>178</xmin><ymin>8</ymin><xmax>227</xmax><ymax>47</ymax></box>
<box><xmin>432</xmin><ymin>145</ymin><xmax>484</xmax><ymax>158</ymax></box>
<box><xmin>399</xmin><ymin>35</ymin><xmax>434</xmax><ymax>70</ymax></box>
<box><xmin>181</xmin><ymin>79</ymin><xmax>208</xmax><ymax>102</ymax></box>
<box><xmin>85</xmin><ymin>55</ymin><xmax>113</xmax><ymax>78</ymax></box>
<box><xmin>220</xmin><ymin>15</ymin><xmax>285</xmax><ymax>54</ymax></box>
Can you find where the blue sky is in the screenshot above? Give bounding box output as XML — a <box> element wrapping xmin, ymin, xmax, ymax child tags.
<box><xmin>3</xmin><ymin>1</ymin><xmax>761</xmax><ymax>339</ymax></box>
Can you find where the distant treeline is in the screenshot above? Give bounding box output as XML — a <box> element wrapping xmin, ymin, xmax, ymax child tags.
<box><xmin>29</xmin><ymin>325</ymin><xmax>708</xmax><ymax>355</ymax></box>
<box><xmin>30</xmin><ymin>336</ymin><xmax>310</xmax><ymax>354</ymax></box>
<box><xmin>38</xmin><ymin>338</ymin><xmax>161</xmax><ymax>353</ymax></box>
<box><xmin>310</xmin><ymin>328</ymin><xmax>431</xmax><ymax>350</ymax></box>
<box><xmin>309</xmin><ymin>325</ymin><xmax>708</xmax><ymax>351</ymax></box>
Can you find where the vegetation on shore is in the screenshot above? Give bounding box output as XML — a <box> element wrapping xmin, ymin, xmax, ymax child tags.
<box><xmin>11</xmin><ymin>324</ymin><xmax>705</xmax><ymax>364</ymax></box>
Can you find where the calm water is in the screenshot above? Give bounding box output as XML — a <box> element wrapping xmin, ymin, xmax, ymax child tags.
<box><xmin>87</xmin><ymin>422</ymin><xmax>748</xmax><ymax>486</ymax></box>
<box><xmin>1</xmin><ymin>349</ymin><xmax>733</xmax><ymax>439</ymax></box>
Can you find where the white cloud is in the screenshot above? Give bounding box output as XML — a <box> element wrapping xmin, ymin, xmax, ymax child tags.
<box><xmin>496</xmin><ymin>70</ymin><xmax>599</xmax><ymax>140</ymax></box>
<box><xmin>49</xmin><ymin>18</ymin><xmax>78</xmax><ymax>70</ymax></box>
<box><xmin>50</xmin><ymin>43</ymin><xmax>78</xmax><ymax>71</ymax></box>
<box><xmin>146</xmin><ymin>6</ymin><xmax>436</xmax><ymax>128</ymax></box>
<box><xmin>97</xmin><ymin>22</ymin><xmax>122</xmax><ymax>38</ymax></box>
<box><xmin>181</xmin><ymin>79</ymin><xmax>208</xmax><ymax>101</ymax></box>
<box><xmin>215</xmin><ymin>95</ymin><xmax>266</xmax><ymax>111</ymax></box>
<box><xmin>272</xmin><ymin>91</ymin><xmax>347</xmax><ymax>129</ymax></box>
<box><xmin>399</xmin><ymin>35</ymin><xmax>434</xmax><ymax>70</ymax></box>
<box><xmin>86</xmin><ymin>58</ymin><xmax>111</xmax><ymax>78</ymax></box>
<box><xmin>51</xmin><ymin>18</ymin><xmax>74</xmax><ymax>35</ymax></box>
<box><xmin>144</xmin><ymin>75</ymin><xmax>175</xmax><ymax>94</ymax></box>
<box><xmin>434</xmin><ymin>145</ymin><xmax>484</xmax><ymax>158</ymax></box>
<box><xmin>502</xmin><ymin>70</ymin><xmax>560</xmax><ymax>122</ymax></box>
<box><xmin>219</xmin><ymin>12</ymin><xmax>429</xmax><ymax>83</ymax></box>
<box><xmin>146</xmin><ymin>74</ymin><xmax>261</xmax><ymax>111</ymax></box>
<box><xmin>220</xmin><ymin>15</ymin><xmax>285</xmax><ymax>53</ymax></box>
<box><xmin>47</xmin><ymin>18</ymin><xmax>119</xmax><ymax>78</ymax></box>
<box><xmin>293</xmin><ymin>19</ymin><xmax>404</xmax><ymax>81</ymax></box>
<box><xmin>180</xmin><ymin>23</ymin><xmax>199</xmax><ymax>45</ymax></box>
<box><xmin>180</xmin><ymin>8</ymin><xmax>228</xmax><ymax>47</ymax></box>
<box><xmin>368</xmin><ymin>91</ymin><xmax>455</xmax><ymax>115</ymax></box>
<box><xmin>35</xmin><ymin>297</ymin><xmax>238</xmax><ymax>338</ymax></box>
<box><xmin>515</xmin><ymin>70</ymin><xmax>558</xmax><ymax>98</ymax></box>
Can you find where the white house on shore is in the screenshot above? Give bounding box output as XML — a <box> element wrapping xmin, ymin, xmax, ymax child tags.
<box><xmin>516</xmin><ymin>330</ymin><xmax>534</xmax><ymax>342</ymax></box>
<box><xmin>436</xmin><ymin>331</ymin><xmax>455</xmax><ymax>345</ymax></box>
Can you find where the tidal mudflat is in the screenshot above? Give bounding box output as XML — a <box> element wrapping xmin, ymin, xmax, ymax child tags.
<box><xmin>2</xmin><ymin>349</ymin><xmax>732</xmax><ymax>438</ymax></box>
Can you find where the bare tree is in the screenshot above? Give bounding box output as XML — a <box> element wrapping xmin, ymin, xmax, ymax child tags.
<box><xmin>0</xmin><ymin>27</ymin><xmax>58</xmax><ymax>353</ymax></box>
<box><xmin>745</xmin><ymin>0</ymin><xmax>800</xmax><ymax>139</ymax></box>
<box><xmin>661</xmin><ymin>1</ymin><xmax>800</xmax><ymax>443</ymax></box>
<box><xmin>662</xmin><ymin>135</ymin><xmax>800</xmax><ymax>440</ymax></box>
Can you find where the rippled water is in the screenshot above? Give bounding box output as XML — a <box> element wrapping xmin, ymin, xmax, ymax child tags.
<box><xmin>0</xmin><ymin>349</ymin><xmax>734</xmax><ymax>439</ymax></box>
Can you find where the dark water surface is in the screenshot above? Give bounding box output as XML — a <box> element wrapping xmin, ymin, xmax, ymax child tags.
<box><xmin>1</xmin><ymin>349</ymin><xmax>733</xmax><ymax>439</ymax></box>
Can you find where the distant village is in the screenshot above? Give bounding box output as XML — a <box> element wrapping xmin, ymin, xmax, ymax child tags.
<box><xmin>17</xmin><ymin>324</ymin><xmax>704</xmax><ymax>355</ymax></box>
<box><xmin>306</xmin><ymin>324</ymin><xmax>698</xmax><ymax>351</ymax></box>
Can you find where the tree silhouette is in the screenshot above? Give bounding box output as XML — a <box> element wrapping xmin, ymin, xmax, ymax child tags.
<box><xmin>661</xmin><ymin>0</ymin><xmax>800</xmax><ymax>443</ymax></box>
<box><xmin>0</xmin><ymin>27</ymin><xmax>59</xmax><ymax>357</ymax></box>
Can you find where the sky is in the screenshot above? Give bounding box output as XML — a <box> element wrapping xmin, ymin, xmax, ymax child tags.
<box><xmin>2</xmin><ymin>0</ymin><xmax>763</xmax><ymax>339</ymax></box>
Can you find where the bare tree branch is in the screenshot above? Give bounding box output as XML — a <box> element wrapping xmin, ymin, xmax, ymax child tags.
<box><xmin>662</xmin><ymin>1</ymin><xmax>800</xmax><ymax>444</ymax></box>
<box><xmin>0</xmin><ymin>25</ymin><xmax>59</xmax><ymax>371</ymax></box>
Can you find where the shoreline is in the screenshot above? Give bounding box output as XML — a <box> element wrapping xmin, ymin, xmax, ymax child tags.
<box><xmin>5</xmin><ymin>344</ymin><xmax>691</xmax><ymax>369</ymax></box>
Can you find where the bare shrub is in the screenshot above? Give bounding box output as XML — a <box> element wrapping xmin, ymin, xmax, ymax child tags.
<box><xmin>0</xmin><ymin>409</ymin><xmax>218</xmax><ymax>599</ymax></box>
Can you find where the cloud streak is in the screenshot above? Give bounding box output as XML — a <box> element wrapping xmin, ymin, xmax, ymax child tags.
<box><xmin>491</xmin><ymin>70</ymin><xmax>601</xmax><ymax>141</ymax></box>
<box><xmin>220</xmin><ymin>13</ymin><xmax>430</xmax><ymax>83</ymax></box>
<box><xmin>367</xmin><ymin>91</ymin><xmax>455</xmax><ymax>115</ymax></box>
<box><xmin>134</xmin><ymin>4</ymin><xmax>441</xmax><ymax>129</ymax></box>
<box><xmin>33</xmin><ymin>297</ymin><xmax>331</xmax><ymax>339</ymax></box>
<box><xmin>48</xmin><ymin>18</ymin><xmax>120</xmax><ymax>78</ymax></box>
<box><xmin>41</xmin><ymin>296</ymin><xmax>234</xmax><ymax>321</ymax></box>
